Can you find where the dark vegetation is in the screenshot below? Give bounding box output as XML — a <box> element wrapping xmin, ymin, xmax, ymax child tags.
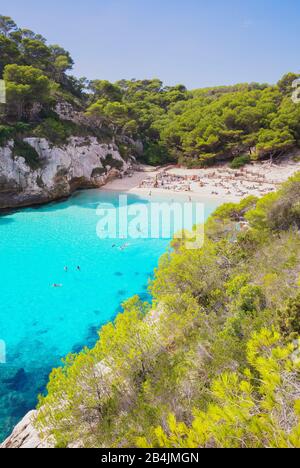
<box><xmin>0</xmin><ymin>15</ymin><xmax>299</xmax><ymax>166</ymax></box>
<box><xmin>12</xmin><ymin>139</ymin><xmax>40</xmax><ymax>169</ymax></box>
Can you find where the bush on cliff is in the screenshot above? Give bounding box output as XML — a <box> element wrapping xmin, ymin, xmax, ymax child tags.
<box><xmin>35</xmin><ymin>174</ymin><xmax>300</xmax><ymax>448</ymax></box>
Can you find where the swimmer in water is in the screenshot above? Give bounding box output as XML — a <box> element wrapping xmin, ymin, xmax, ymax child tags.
<box><xmin>64</xmin><ymin>266</ymin><xmax>68</xmax><ymax>272</ymax></box>
<box><xmin>77</xmin><ymin>266</ymin><xmax>81</xmax><ymax>271</ymax></box>
<box><xmin>52</xmin><ymin>284</ymin><xmax>62</xmax><ymax>288</ymax></box>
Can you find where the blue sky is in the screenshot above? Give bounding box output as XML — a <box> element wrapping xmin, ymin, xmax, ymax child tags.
<box><xmin>1</xmin><ymin>0</ymin><xmax>299</xmax><ymax>89</ymax></box>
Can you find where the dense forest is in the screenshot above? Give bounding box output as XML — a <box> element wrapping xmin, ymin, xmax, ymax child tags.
<box><xmin>1</xmin><ymin>15</ymin><xmax>300</xmax><ymax>167</ymax></box>
<box><xmin>36</xmin><ymin>173</ymin><xmax>300</xmax><ymax>448</ymax></box>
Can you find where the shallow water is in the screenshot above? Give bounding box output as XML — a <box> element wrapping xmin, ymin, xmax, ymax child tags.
<box><xmin>0</xmin><ymin>189</ymin><xmax>220</xmax><ymax>441</ymax></box>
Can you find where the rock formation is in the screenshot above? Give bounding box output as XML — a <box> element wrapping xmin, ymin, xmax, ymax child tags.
<box><xmin>0</xmin><ymin>136</ymin><xmax>132</xmax><ymax>210</ymax></box>
<box><xmin>0</xmin><ymin>411</ymin><xmax>52</xmax><ymax>449</ymax></box>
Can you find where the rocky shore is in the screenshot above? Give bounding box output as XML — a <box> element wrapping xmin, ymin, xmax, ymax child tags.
<box><xmin>0</xmin><ymin>136</ymin><xmax>132</xmax><ymax>211</ymax></box>
<box><xmin>0</xmin><ymin>411</ymin><xmax>50</xmax><ymax>449</ymax></box>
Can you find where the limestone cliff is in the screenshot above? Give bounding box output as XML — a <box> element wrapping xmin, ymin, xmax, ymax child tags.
<box><xmin>0</xmin><ymin>136</ymin><xmax>132</xmax><ymax>210</ymax></box>
<box><xmin>0</xmin><ymin>411</ymin><xmax>51</xmax><ymax>449</ymax></box>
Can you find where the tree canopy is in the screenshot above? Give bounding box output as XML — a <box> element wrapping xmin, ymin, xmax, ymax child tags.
<box><xmin>0</xmin><ymin>15</ymin><xmax>299</xmax><ymax>166</ymax></box>
<box><xmin>4</xmin><ymin>64</ymin><xmax>53</xmax><ymax>120</ymax></box>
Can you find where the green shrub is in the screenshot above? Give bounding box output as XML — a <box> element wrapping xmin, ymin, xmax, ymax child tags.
<box><xmin>278</xmin><ymin>294</ymin><xmax>300</xmax><ymax>340</ymax></box>
<box><xmin>91</xmin><ymin>167</ymin><xmax>106</xmax><ymax>177</ymax></box>
<box><xmin>180</xmin><ymin>153</ymin><xmax>217</xmax><ymax>168</ymax></box>
<box><xmin>230</xmin><ymin>154</ymin><xmax>251</xmax><ymax>169</ymax></box>
<box><xmin>34</xmin><ymin>117</ymin><xmax>96</xmax><ymax>146</ymax></box>
<box><xmin>142</xmin><ymin>142</ymin><xmax>172</xmax><ymax>166</ymax></box>
<box><xmin>0</xmin><ymin>124</ymin><xmax>14</xmax><ymax>145</ymax></box>
<box><xmin>14</xmin><ymin>122</ymin><xmax>31</xmax><ymax>134</ymax></box>
<box><xmin>0</xmin><ymin>122</ymin><xmax>33</xmax><ymax>146</ymax></box>
<box><xmin>13</xmin><ymin>139</ymin><xmax>41</xmax><ymax>169</ymax></box>
<box><xmin>103</xmin><ymin>153</ymin><xmax>123</xmax><ymax>170</ymax></box>
<box><xmin>33</xmin><ymin>118</ymin><xmax>70</xmax><ymax>145</ymax></box>
<box><xmin>118</xmin><ymin>144</ymin><xmax>132</xmax><ymax>162</ymax></box>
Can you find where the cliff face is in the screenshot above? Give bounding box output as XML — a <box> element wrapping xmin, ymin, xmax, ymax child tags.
<box><xmin>0</xmin><ymin>411</ymin><xmax>51</xmax><ymax>449</ymax></box>
<box><xmin>0</xmin><ymin>136</ymin><xmax>132</xmax><ymax>210</ymax></box>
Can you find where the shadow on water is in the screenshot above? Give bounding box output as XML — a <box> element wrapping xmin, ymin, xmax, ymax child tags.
<box><xmin>138</xmin><ymin>292</ymin><xmax>152</xmax><ymax>302</ymax></box>
<box><xmin>22</xmin><ymin>189</ymin><xmax>150</xmax><ymax>214</ymax></box>
<box><xmin>1</xmin><ymin>184</ymin><xmax>191</xmax><ymax>222</ymax></box>
<box><xmin>4</xmin><ymin>368</ymin><xmax>29</xmax><ymax>392</ymax></box>
<box><xmin>0</xmin><ymin>364</ymin><xmax>53</xmax><ymax>441</ymax></box>
<box><xmin>71</xmin><ymin>343</ymin><xmax>85</xmax><ymax>354</ymax></box>
<box><xmin>86</xmin><ymin>325</ymin><xmax>99</xmax><ymax>348</ymax></box>
<box><xmin>71</xmin><ymin>324</ymin><xmax>101</xmax><ymax>354</ymax></box>
<box><xmin>75</xmin><ymin>290</ymin><xmax>151</xmax><ymax>356</ymax></box>
<box><xmin>0</xmin><ymin>217</ymin><xmax>15</xmax><ymax>225</ymax></box>
<box><xmin>117</xmin><ymin>290</ymin><xmax>128</xmax><ymax>297</ymax></box>
<box><xmin>71</xmin><ymin>288</ymin><xmax>153</xmax><ymax>358</ymax></box>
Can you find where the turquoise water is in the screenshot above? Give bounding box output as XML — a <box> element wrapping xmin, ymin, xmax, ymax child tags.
<box><xmin>0</xmin><ymin>189</ymin><xmax>220</xmax><ymax>441</ymax></box>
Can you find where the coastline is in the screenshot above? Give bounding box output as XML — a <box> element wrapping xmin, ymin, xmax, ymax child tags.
<box><xmin>102</xmin><ymin>155</ymin><xmax>300</xmax><ymax>203</ymax></box>
<box><xmin>2</xmin><ymin>157</ymin><xmax>300</xmax><ymax>448</ymax></box>
<box><xmin>103</xmin><ymin>166</ymin><xmax>240</xmax><ymax>202</ymax></box>
<box><xmin>3</xmin><ymin>153</ymin><xmax>300</xmax><ymax>215</ymax></box>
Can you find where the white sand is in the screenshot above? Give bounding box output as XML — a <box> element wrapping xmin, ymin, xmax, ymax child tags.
<box><xmin>103</xmin><ymin>155</ymin><xmax>300</xmax><ymax>203</ymax></box>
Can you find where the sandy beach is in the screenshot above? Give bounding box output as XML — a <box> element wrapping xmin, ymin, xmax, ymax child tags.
<box><xmin>103</xmin><ymin>154</ymin><xmax>300</xmax><ymax>203</ymax></box>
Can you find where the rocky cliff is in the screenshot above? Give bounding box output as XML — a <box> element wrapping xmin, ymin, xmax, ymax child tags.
<box><xmin>0</xmin><ymin>411</ymin><xmax>51</xmax><ymax>449</ymax></box>
<box><xmin>0</xmin><ymin>136</ymin><xmax>132</xmax><ymax>210</ymax></box>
